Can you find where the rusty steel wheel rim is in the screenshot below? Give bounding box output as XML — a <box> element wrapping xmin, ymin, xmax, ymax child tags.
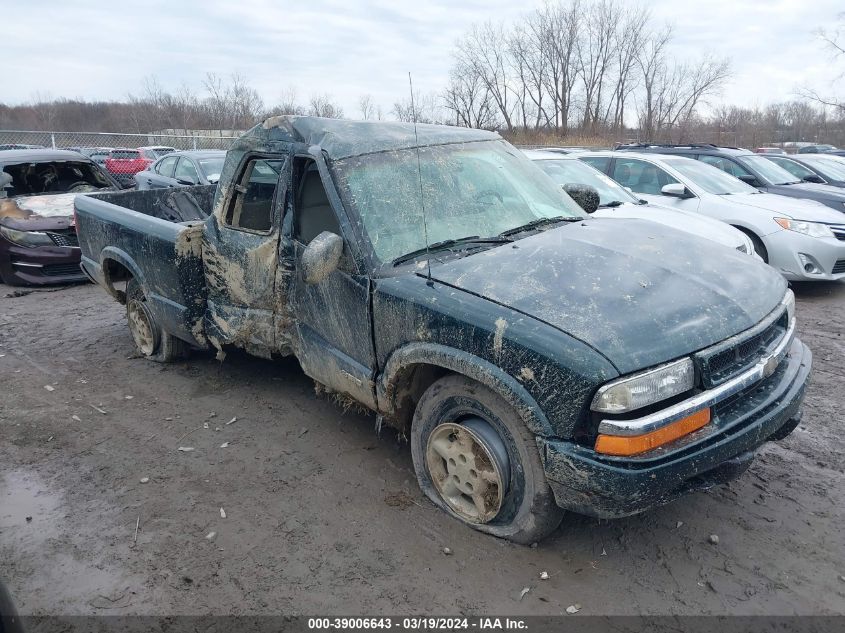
<box><xmin>127</xmin><ymin>298</ymin><xmax>156</xmax><ymax>356</ymax></box>
<box><xmin>425</xmin><ymin>420</ymin><xmax>508</xmax><ymax>524</ymax></box>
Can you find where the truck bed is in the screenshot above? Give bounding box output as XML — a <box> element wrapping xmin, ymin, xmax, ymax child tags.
<box><xmin>74</xmin><ymin>185</ymin><xmax>215</xmax><ymax>349</ymax></box>
<box><xmin>86</xmin><ymin>184</ymin><xmax>216</xmax><ymax>223</ymax></box>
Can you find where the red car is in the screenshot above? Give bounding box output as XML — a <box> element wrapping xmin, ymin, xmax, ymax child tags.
<box><xmin>105</xmin><ymin>148</ymin><xmax>154</xmax><ymax>186</ymax></box>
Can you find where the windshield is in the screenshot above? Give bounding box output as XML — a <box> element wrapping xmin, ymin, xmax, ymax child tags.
<box><xmin>199</xmin><ymin>157</ymin><xmax>225</xmax><ymax>180</ymax></box>
<box><xmin>739</xmin><ymin>155</ymin><xmax>801</xmax><ymax>185</ymax></box>
<box><xmin>152</xmin><ymin>147</ymin><xmax>175</xmax><ymax>158</ymax></box>
<box><xmin>534</xmin><ymin>158</ymin><xmax>639</xmax><ymax>206</ymax></box>
<box><xmin>333</xmin><ymin>140</ymin><xmax>586</xmax><ymax>264</ymax></box>
<box><xmin>111</xmin><ymin>150</ymin><xmax>140</xmax><ymax>159</ymax></box>
<box><xmin>800</xmin><ymin>156</ymin><xmax>845</xmax><ymax>180</ymax></box>
<box><xmin>662</xmin><ymin>158</ymin><xmax>757</xmax><ymax>195</ymax></box>
<box><xmin>1</xmin><ymin>160</ymin><xmax>114</xmax><ymax>196</ymax></box>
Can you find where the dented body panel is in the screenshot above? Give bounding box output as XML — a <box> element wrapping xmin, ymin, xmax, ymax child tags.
<box><xmin>76</xmin><ymin>116</ymin><xmax>812</xmax><ymax>521</ymax></box>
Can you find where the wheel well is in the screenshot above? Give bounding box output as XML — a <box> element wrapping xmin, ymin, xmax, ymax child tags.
<box><xmin>103</xmin><ymin>258</ymin><xmax>133</xmax><ymax>303</ymax></box>
<box><xmin>731</xmin><ymin>225</ymin><xmax>760</xmax><ymax>242</ymax></box>
<box><xmin>730</xmin><ymin>225</ymin><xmax>767</xmax><ymax>259</ymax></box>
<box><xmin>389</xmin><ymin>363</ymin><xmax>452</xmax><ymax>433</ymax></box>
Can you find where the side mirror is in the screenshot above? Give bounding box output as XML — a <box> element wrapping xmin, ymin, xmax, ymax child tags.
<box><xmin>302</xmin><ymin>231</ymin><xmax>344</xmax><ymax>284</ymax></box>
<box><xmin>562</xmin><ymin>183</ymin><xmax>600</xmax><ymax>214</ymax></box>
<box><xmin>737</xmin><ymin>174</ymin><xmax>762</xmax><ymax>187</ymax></box>
<box><xmin>661</xmin><ymin>183</ymin><xmax>691</xmax><ymax>198</ymax></box>
<box><xmin>803</xmin><ymin>174</ymin><xmax>824</xmax><ymax>184</ymax></box>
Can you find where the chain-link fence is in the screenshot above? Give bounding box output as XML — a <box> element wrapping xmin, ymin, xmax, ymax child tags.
<box><xmin>0</xmin><ymin>130</ymin><xmax>240</xmax><ymax>152</ymax></box>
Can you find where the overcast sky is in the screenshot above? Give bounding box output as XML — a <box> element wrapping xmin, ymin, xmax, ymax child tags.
<box><xmin>4</xmin><ymin>0</ymin><xmax>843</xmax><ymax>117</ymax></box>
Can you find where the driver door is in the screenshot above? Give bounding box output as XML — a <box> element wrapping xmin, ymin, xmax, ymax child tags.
<box><xmin>280</xmin><ymin>155</ymin><xmax>377</xmax><ymax>408</ymax></box>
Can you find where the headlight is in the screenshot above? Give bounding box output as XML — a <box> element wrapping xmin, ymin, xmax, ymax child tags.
<box><xmin>591</xmin><ymin>357</ymin><xmax>695</xmax><ymax>414</ymax></box>
<box><xmin>774</xmin><ymin>218</ymin><xmax>834</xmax><ymax>239</ymax></box>
<box><xmin>0</xmin><ymin>225</ymin><xmax>54</xmax><ymax>247</ymax></box>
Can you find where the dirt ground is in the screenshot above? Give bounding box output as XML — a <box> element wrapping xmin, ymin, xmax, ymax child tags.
<box><xmin>1</xmin><ymin>280</ymin><xmax>844</xmax><ymax>617</ymax></box>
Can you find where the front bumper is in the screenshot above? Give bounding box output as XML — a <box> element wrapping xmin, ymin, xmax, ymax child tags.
<box><xmin>764</xmin><ymin>230</ymin><xmax>845</xmax><ymax>281</ymax></box>
<box><xmin>537</xmin><ymin>337</ymin><xmax>811</xmax><ymax>518</ymax></box>
<box><xmin>0</xmin><ymin>238</ymin><xmax>87</xmax><ymax>286</ymax></box>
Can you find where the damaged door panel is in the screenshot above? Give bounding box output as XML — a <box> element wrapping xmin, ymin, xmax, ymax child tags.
<box><xmin>202</xmin><ymin>155</ymin><xmax>288</xmax><ymax>358</ymax></box>
<box><xmin>76</xmin><ymin>115</ymin><xmax>813</xmax><ymax>544</ymax></box>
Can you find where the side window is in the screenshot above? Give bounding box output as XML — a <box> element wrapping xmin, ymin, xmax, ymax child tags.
<box><xmin>174</xmin><ymin>158</ymin><xmax>199</xmax><ymax>184</ymax></box>
<box><xmin>770</xmin><ymin>158</ymin><xmax>814</xmax><ymax>180</ymax></box>
<box><xmin>699</xmin><ymin>155</ymin><xmax>751</xmax><ymax>178</ymax></box>
<box><xmin>156</xmin><ymin>156</ymin><xmax>178</xmax><ymax>178</ymax></box>
<box><xmin>223</xmin><ymin>157</ymin><xmax>284</xmax><ymax>232</ymax></box>
<box><xmin>580</xmin><ymin>156</ymin><xmax>610</xmax><ymax>173</ymax></box>
<box><xmin>293</xmin><ymin>161</ymin><xmax>341</xmax><ymax>244</ymax></box>
<box><xmin>611</xmin><ymin>158</ymin><xmax>678</xmax><ymax>195</ymax></box>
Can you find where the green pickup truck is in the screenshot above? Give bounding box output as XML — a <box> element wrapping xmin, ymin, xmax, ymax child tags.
<box><xmin>74</xmin><ymin>116</ymin><xmax>811</xmax><ymax>543</ymax></box>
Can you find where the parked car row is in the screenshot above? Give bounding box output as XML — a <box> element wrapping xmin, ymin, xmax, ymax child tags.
<box><xmin>578</xmin><ymin>149</ymin><xmax>845</xmax><ymax>281</ymax></box>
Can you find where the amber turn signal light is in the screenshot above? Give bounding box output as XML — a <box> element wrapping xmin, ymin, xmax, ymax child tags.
<box><xmin>595</xmin><ymin>408</ymin><xmax>712</xmax><ymax>456</ymax></box>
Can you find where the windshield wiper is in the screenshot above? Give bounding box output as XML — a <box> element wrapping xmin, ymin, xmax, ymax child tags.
<box><xmin>499</xmin><ymin>216</ymin><xmax>580</xmax><ymax>237</ymax></box>
<box><xmin>392</xmin><ymin>235</ymin><xmax>511</xmax><ymax>266</ymax></box>
<box><xmin>599</xmin><ymin>201</ymin><xmax>625</xmax><ymax>208</ymax></box>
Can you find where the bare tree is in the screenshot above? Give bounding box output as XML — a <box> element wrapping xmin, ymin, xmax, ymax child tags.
<box><xmin>270</xmin><ymin>88</ymin><xmax>305</xmax><ymax>116</ymax></box>
<box><xmin>393</xmin><ymin>91</ymin><xmax>442</xmax><ymax>124</ymax></box>
<box><xmin>577</xmin><ymin>0</ymin><xmax>622</xmax><ymax>132</ymax></box>
<box><xmin>308</xmin><ymin>94</ymin><xmax>344</xmax><ymax>119</ymax></box>
<box><xmin>800</xmin><ymin>15</ymin><xmax>845</xmax><ymax>113</ymax></box>
<box><xmin>456</xmin><ymin>22</ymin><xmax>516</xmax><ymax>131</ymax></box>
<box><xmin>607</xmin><ymin>5</ymin><xmax>649</xmax><ymax>131</ymax></box>
<box><xmin>443</xmin><ymin>62</ymin><xmax>497</xmax><ymax>128</ymax></box>
<box><xmin>535</xmin><ymin>0</ymin><xmax>581</xmax><ymax>132</ymax></box>
<box><xmin>358</xmin><ymin>94</ymin><xmax>376</xmax><ymax>120</ymax></box>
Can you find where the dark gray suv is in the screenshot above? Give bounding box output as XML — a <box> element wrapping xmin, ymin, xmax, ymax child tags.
<box><xmin>615</xmin><ymin>143</ymin><xmax>845</xmax><ymax>213</ymax></box>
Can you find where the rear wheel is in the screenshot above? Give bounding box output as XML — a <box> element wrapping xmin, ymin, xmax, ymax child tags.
<box><xmin>125</xmin><ymin>278</ymin><xmax>187</xmax><ymax>362</ymax></box>
<box><xmin>410</xmin><ymin>374</ymin><xmax>563</xmax><ymax>543</ymax></box>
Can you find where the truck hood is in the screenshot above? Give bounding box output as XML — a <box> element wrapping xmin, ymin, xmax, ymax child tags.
<box><xmin>724</xmin><ymin>192</ymin><xmax>845</xmax><ymax>222</ymax></box>
<box><xmin>429</xmin><ymin>218</ymin><xmax>786</xmax><ymax>374</ymax></box>
<box><xmin>594</xmin><ymin>202</ymin><xmax>745</xmax><ymax>249</ymax></box>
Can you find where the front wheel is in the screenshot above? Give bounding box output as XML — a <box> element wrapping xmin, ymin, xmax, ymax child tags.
<box><xmin>410</xmin><ymin>374</ymin><xmax>563</xmax><ymax>543</ymax></box>
<box><xmin>125</xmin><ymin>278</ymin><xmax>187</xmax><ymax>362</ymax></box>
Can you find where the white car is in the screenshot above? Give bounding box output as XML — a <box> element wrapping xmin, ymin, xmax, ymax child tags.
<box><xmin>578</xmin><ymin>151</ymin><xmax>845</xmax><ymax>282</ymax></box>
<box><xmin>525</xmin><ymin>150</ymin><xmax>756</xmax><ymax>256</ymax></box>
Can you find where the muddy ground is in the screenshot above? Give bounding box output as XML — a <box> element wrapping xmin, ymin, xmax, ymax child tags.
<box><xmin>1</xmin><ymin>280</ymin><xmax>844</xmax><ymax>616</ymax></box>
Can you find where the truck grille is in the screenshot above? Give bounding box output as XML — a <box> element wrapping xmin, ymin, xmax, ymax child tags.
<box><xmin>47</xmin><ymin>230</ymin><xmax>79</xmax><ymax>247</ymax></box>
<box><xmin>695</xmin><ymin>309</ymin><xmax>789</xmax><ymax>388</ymax></box>
<box><xmin>833</xmin><ymin>259</ymin><xmax>845</xmax><ymax>274</ymax></box>
<box><xmin>42</xmin><ymin>263</ymin><xmax>83</xmax><ymax>277</ymax></box>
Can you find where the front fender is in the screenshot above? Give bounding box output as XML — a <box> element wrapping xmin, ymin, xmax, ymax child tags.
<box><xmin>378</xmin><ymin>342</ymin><xmax>555</xmax><ymax>437</ymax></box>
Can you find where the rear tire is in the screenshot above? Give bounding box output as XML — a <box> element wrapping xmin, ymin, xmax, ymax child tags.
<box><xmin>410</xmin><ymin>374</ymin><xmax>563</xmax><ymax>544</ymax></box>
<box><xmin>125</xmin><ymin>278</ymin><xmax>187</xmax><ymax>363</ymax></box>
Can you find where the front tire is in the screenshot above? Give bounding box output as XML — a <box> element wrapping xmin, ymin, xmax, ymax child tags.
<box><xmin>125</xmin><ymin>278</ymin><xmax>187</xmax><ymax>362</ymax></box>
<box><xmin>410</xmin><ymin>374</ymin><xmax>563</xmax><ymax>543</ymax></box>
